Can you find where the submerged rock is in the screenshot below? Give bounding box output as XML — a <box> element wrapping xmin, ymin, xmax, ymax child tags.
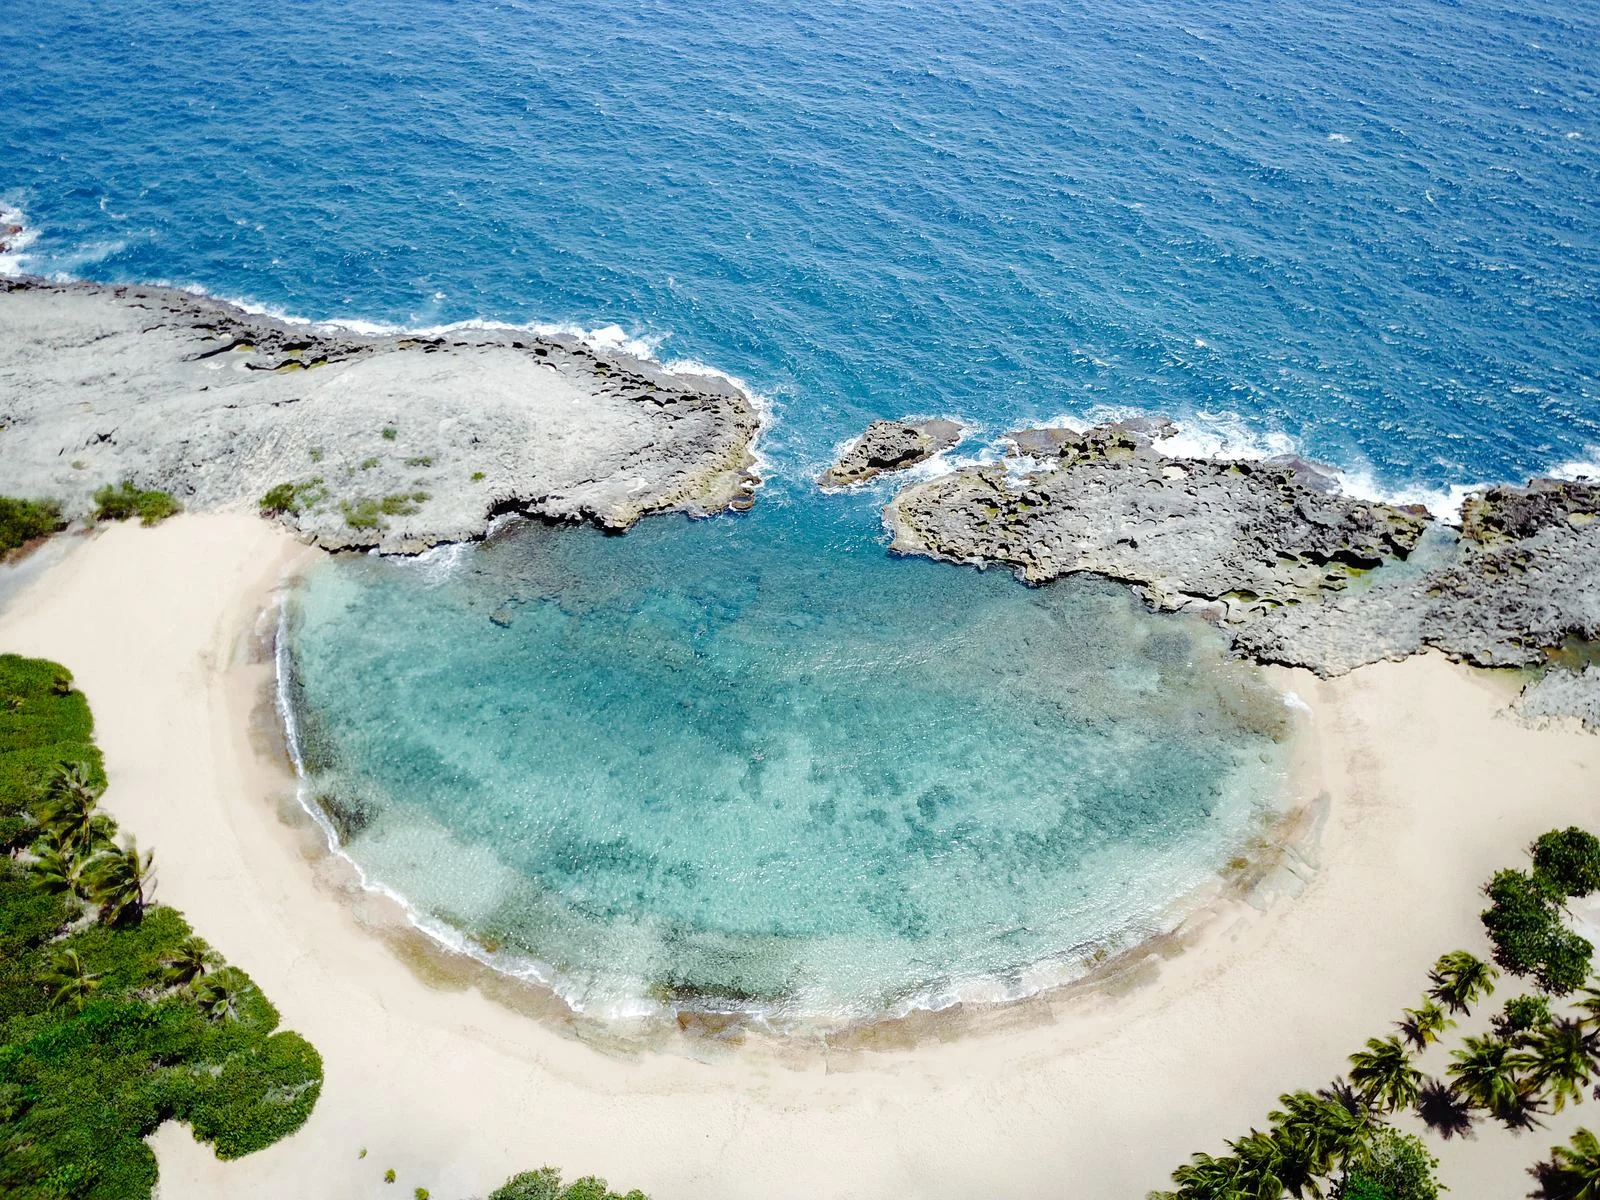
<box><xmin>0</xmin><ymin>277</ymin><xmax>762</xmax><ymax>552</ymax></box>
<box><xmin>818</xmin><ymin>418</ymin><xmax>963</xmax><ymax>488</ymax></box>
<box><xmin>885</xmin><ymin>421</ymin><xmax>1600</xmax><ymax>698</ymax></box>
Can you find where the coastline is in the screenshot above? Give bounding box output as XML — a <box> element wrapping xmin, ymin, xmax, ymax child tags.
<box><xmin>1</xmin><ymin>514</ymin><xmax>1597</xmax><ymax>1197</ymax></box>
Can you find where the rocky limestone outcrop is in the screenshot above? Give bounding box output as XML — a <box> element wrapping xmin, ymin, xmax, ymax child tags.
<box><xmin>1515</xmin><ymin>665</ymin><xmax>1600</xmax><ymax>732</ymax></box>
<box><xmin>818</xmin><ymin>418</ymin><xmax>962</xmax><ymax>488</ymax></box>
<box><xmin>0</xmin><ymin>278</ymin><xmax>762</xmax><ymax>552</ymax></box>
<box><xmin>885</xmin><ymin>420</ymin><xmax>1600</xmax><ymax>693</ymax></box>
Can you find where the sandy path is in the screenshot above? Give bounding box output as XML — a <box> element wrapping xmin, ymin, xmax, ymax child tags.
<box><xmin>1</xmin><ymin>513</ymin><xmax>1594</xmax><ymax>1200</ymax></box>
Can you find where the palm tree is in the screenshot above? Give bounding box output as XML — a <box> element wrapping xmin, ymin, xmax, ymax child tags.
<box><xmin>1451</xmin><ymin>1033</ymin><xmax>1537</xmax><ymax>1128</ymax></box>
<box><xmin>43</xmin><ymin>760</ymin><xmax>102</xmax><ymax>810</ymax></box>
<box><xmin>1227</xmin><ymin>1129</ymin><xmax>1290</xmax><ymax>1199</ymax></box>
<box><xmin>1415</xmin><ymin>1077</ymin><xmax>1473</xmax><ymax>1139</ymax></box>
<box><xmin>85</xmin><ymin>838</ymin><xmax>154</xmax><ymax>926</ymax></box>
<box><xmin>1529</xmin><ymin>1127</ymin><xmax>1600</xmax><ymax>1200</ymax></box>
<box><xmin>1428</xmin><ymin>950</ymin><xmax>1498</xmax><ymax>1015</ymax></box>
<box><xmin>1269</xmin><ymin>1089</ymin><xmax>1370</xmax><ymax>1190</ymax></box>
<box><xmin>1519</xmin><ymin>1018</ymin><xmax>1600</xmax><ymax>1113</ymax></box>
<box><xmin>194</xmin><ymin>975</ymin><xmax>240</xmax><ymax>1023</ymax></box>
<box><xmin>1398</xmin><ymin>999</ymin><xmax>1455</xmax><ymax>1052</ymax></box>
<box><xmin>161</xmin><ymin>936</ymin><xmax>218</xmax><ymax>989</ymax></box>
<box><xmin>42</xmin><ymin>949</ymin><xmax>102</xmax><ymax>1012</ymax></box>
<box><xmin>1349</xmin><ymin>1035</ymin><xmax>1423</xmax><ymax>1114</ymax></box>
<box><xmin>1573</xmin><ymin>987</ymin><xmax>1600</xmax><ymax>1032</ymax></box>
<box><xmin>29</xmin><ymin>844</ymin><xmax>86</xmax><ymax>900</ymax></box>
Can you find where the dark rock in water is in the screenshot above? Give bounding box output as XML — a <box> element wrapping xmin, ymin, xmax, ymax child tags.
<box><xmin>489</xmin><ymin>607</ymin><xmax>514</xmax><ymax>628</ymax></box>
<box><xmin>818</xmin><ymin>418</ymin><xmax>963</xmax><ymax>488</ymax></box>
<box><xmin>885</xmin><ymin>422</ymin><xmax>1600</xmax><ymax>701</ymax></box>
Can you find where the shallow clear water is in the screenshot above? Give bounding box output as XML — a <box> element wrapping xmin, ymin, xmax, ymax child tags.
<box><xmin>289</xmin><ymin>506</ymin><xmax>1288</xmax><ymax>1018</ymax></box>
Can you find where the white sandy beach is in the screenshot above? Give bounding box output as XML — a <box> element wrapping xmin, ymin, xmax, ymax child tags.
<box><xmin>2</xmin><ymin>513</ymin><xmax>1597</xmax><ymax>1199</ymax></box>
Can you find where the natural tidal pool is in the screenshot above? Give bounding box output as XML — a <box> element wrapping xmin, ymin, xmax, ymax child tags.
<box><xmin>285</xmin><ymin>499</ymin><xmax>1293</xmax><ymax>1025</ymax></box>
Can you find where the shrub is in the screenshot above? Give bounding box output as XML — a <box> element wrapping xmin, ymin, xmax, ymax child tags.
<box><xmin>1333</xmin><ymin>1128</ymin><xmax>1440</xmax><ymax>1200</ymax></box>
<box><xmin>386</xmin><ymin>1168</ymin><xmax>397</xmax><ymax>1183</ymax></box>
<box><xmin>416</xmin><ymin>1189</ymin><xmax>430</xmax><ymax>1200</ymax></box>
<box><xmin>490</xmin><ymin>1167</ymin><xmax>648</xmax><ymax>1200</ymax></box>
<box><xmin>260</xmin><ymin>479</ymin><xmax>328</xmax><ymax>517</ymax></box>
<box><xmin>92</xmin><ymin>481</ymin><xmax>180</xmax><ymax>526</ymax></box>
<box><xmin>404</xmin><ymin>456</ymin><xmax>433</xmax><ymax>468</ymax></box>
<box><xmin>342</xmin><ymin>499</ymin><xmax>383</xmax><ymax>530</ymax></box>
<box><xmin>361</xmin><ymin>457</ymin><xmax>381</xmax><ymax>470</ymax></box>
<box><xmin>1493</xmin><ymin>993</ymin><xmax>1553</xmax><ymax>1039</ymax></box>
<box><xmin>381</xmin><ymin>426</ymin><xmax>398</xmax><ymax>440</ymax></box>
<box><xmin>1532</xmin><ymin>826</ymin><xmax>1600</xmax><ymax>898</ymax></box>
<box><xmin>471</xmin><ymin>471</ymin><xmax>486</xmax><ymax>482</ymax></box>
<box><xmin>0</xmin><ymin>497</ymin><xmax>64</xmax><ymax>554</ymax></box>
<box><xmin>380</xmin><ymin>494</ymin><xmax>420</xmax><ymax>516</ymax></box>
<box><xmin>1482</xmin><ymin>866</ymin><xmax>1595</xmax><ymax>996</ymax></box>
<box><xmin>0</xmin><ymin>656</ymin><xmax>323</xmax><ymax>1199</ymax></box>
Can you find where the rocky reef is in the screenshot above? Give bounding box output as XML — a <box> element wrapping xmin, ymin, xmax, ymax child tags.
<box><xmin>885</xmin><ymin>420</ymin><xmax>1600</xmax><ymax>700</ymax></box>
<box><xmin>0</xmin><ymin>278</ymin><xmax>762</xmax><ymax>552</ymax></box>
<box><xmin>818</xmin><ymin>418</ymin><xmax>962</xmax><ymax>488</ymax></box>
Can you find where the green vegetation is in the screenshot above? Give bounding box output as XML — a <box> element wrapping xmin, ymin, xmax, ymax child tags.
<box><xmin>258</xmin><ymin>478</ymin><xmax>328</xmax><ymax>518</ymax></box>
<box><xmin>309</xmin><ymin>447</ymin><xmax>324</xmax><ymax>463</ymax></box>
<box><xmin>404</xmin><ymin>456</ymin><xmax>434</xmax><ymax>468</ymax></box>
<box><xmin>0</xmin><ymin>654</ymin><xmax>322</xmax><ymax>1200</ymax></box>
<box><xmin>382</xmin><ymin>426</ymin><xmax>398</xmax><ymax>440</ymax></box>
<box><xmin>342</xmin><ymin>492</ymin><xmax>428</xmax><ymax>530</ymax></box>
<box><xmin>471</xmin><ymin>471</ymin><xmax>487</xmax><ymax>482</ymax></box>
<box><xmin>0</xmin><ymin>497</ymin><xmax>65</xmax><ymax>555</ymax></box>
<box><xmin>385</xmin><ymin>1168</ymin><xmax>397</xmax><ymax>1183</ymax></box>
<box><xmin>490</xmin><ymin>1167</ymin><xmax>647</xmax><ymax>1200</ymax></box>
<box><xmin>361</xmin><ymin>457</ymin><xmax>381</xmax><ymax>470</ymax></box>
<box><xmin>91</xmin><ymin>481</ymin><xmax>180</xmax><ymax>526</ymax></box>
<box><xmin>415</xmin><ymin>1189</ymin><xmax>430</xmax><ymax>1199</ymax></box>
<box><xmin>1152</xmin><ymin>829</ymin><xmax>1600</xmax><ymax>1200</ymax></box>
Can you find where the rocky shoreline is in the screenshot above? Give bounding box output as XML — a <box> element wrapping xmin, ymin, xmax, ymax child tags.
<box><xmin>0</xmin><ymin>277</ymin><xmax>762</xmax><ymax>552</ymax></box>
<box><xmin>883</xmin><ymin>419</ymin><xmax>1600</xmax><ymax>723</ymax></box>
<box><xmin>817</xmin><ymin>417</ymin><xmax>963</xmax><ymax>488</ymax></box>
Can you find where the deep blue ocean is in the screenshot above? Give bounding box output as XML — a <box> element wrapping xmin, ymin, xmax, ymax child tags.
<box><xmin>4</xmin><ymin>0</ymin><xmax>1598</xmax><ymax>489</ymax></box>
<box><xmin>7</xmin><ymin>0</ymin><xmax>1599</xmax><ymax>1021</ymax></box>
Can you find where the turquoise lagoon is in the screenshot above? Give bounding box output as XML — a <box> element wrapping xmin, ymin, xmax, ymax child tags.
<box><xmin>286</xmin><ymin>493</ymin><xmax>1292</xmax><ymax>1024</ymax></box>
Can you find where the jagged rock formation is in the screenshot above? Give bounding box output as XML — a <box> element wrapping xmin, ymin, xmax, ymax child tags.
<box><xmin>1515</xmin><ymin>665</ymin><xmax>1600</xmax><ymax>732</ymax></box>
<box><xmin>886</xmin><ymin>421</ymin><xmax>1600</xmax><ymax>685</ymax></box>
<box><xmin>818</xmin><ymin>418</ymin><xmax>962</xmax><ymax>488</ymax></box>
<box><xmin>0</xmin><ymin>278</ymin><xmax>761</xmax><ymax>552</ymax></box>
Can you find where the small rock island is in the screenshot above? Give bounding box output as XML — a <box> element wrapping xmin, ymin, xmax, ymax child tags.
<box><xmin>817</xmin><ymin>418</ymin><xmax>963</xmax><ymax>488</ymax></box>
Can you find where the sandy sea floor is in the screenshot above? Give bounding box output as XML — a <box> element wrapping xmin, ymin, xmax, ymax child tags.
<box><xmin>1</xmin><ymin>513</ymin><xmax>1596</xmax><ymax>1200</ymax></box>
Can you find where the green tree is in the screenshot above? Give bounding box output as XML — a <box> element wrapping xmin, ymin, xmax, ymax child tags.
<box><xmin>162</xmin><ymin>935</ymin><xmax>219</xmax><ymax>989</ymax></box>
<box><xmin>29</xmin><ymin>843</ymin><xmax>86</xmax><ymax>900</ymax></box>
<box><xmin>194</xmin><ymin>973</ymin><xmax>242</xmax><ymax>1023</ymax></box>
<box><xmin>42</xmin><ymin>947</ymin><xmax>103</xmax><ymax>1011</ymax></box>
<box><xmin>1482</xmin><ymin>868</ymin><xmax>1593</xmax><ymax>996</ymax></box>
<box><xmin>1397</xmin><ymin>1000</ymin><xmax>1454</xmax><ymax>1052</ymax></box>
<box><xmin>1533</xmin><ymin>828</ymin><xmax>1600</xmax><ymax>898</ymax></box>
<box><xmin>1349</xmin><ymin>1036</ymin><xmax>1422</xmax><ymax>1114</ymax></box>
<box><xmin>1518</xmin><ymin>1017</ymin><xmax>1600</xmax><ymax>1112</ymax></box>
<box><xmin>1529</xmin><ymin>1126</ymin><xmax>1600</xmax><ymax>1200</ymax></box>
<box><xmin>1427</xmin><ymin>949</ymin><xmax>1498</xmax><ymax>1015</ymax></box>
<box><xmin>1450</xmin><ymin>1033</ymin><xmax>1539</xmax><ymax>1128</ymax></box>
<box><xmin>1271</xmin><ymin>1088</ymin><xmax>1372</xmax><ymax>1188</ymax></box>
<box><xmin>85</xmin><ymin>837</ymin><xmax>155</xmax><ymax>925</ymax></box>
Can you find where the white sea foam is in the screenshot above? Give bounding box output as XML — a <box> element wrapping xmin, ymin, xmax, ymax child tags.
<box><xmin>0</xmin><ymin>203</ymin><xmax>38</xmax><ymax>278</ymax></box>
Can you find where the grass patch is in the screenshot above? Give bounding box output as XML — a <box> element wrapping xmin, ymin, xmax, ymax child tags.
<box><xmin>0</xmin><ymin>497</ymin><xmax>65</xmax><ymax>555</ymax></box>
<box><xmin>0</xmin><ymin>655</ymin><xmax>322</xmax><ymax>1200</ymax></box>
<box><xmin>361</xmin><ymin>457</ymin><xmax>380</xmax><ymax>471</ymax></box>
<box><xmin>381</xmin><ymin>426</ymin><xmax>398</xmax><ymax>441</ymax></box>
<box><xmin>404</xmin><ymin>456</ymin><xmax>433</xmax><ymax>468</ymax></box>
<box><xmin>92</xmin><ymin>482</ymin><xmax>180</xmax><ymax>526</ymax></box>
<box><xmin>471</xmin><ymin>471</ymin><xmax>486</xmax><ymax>482</ymax></box>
